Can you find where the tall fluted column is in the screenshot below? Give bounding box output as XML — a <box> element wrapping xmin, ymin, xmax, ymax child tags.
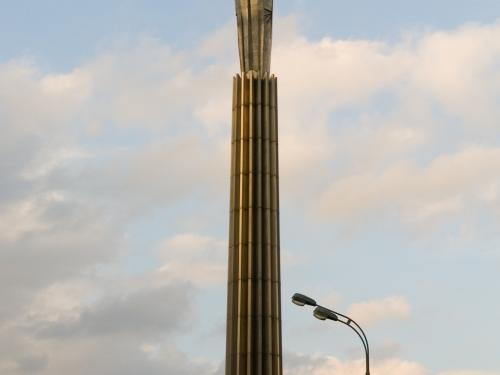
<box><xmin>226</xmin><ymin>1</ymin><xmax>282</xmax><ymax>375</ymax></box>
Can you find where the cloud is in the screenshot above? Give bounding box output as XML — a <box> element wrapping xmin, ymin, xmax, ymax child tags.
<box><xmin>317</xmin><ymin>147</ymin><xmax>500</xmax><ymax>225</ymax></box>
<box><xmin>0</xmin><ymin>29</ymin><xmax>235</xmax><ymax>375</ymax></box>
<box><xmin>0</xmin><ymin>196</ymin><xmax>122</xmax><ymax>322</ymax></box>
<box><xmin>25</xmin><ymin>281</ymin><xmax>93</xmax><ymax>324</ymax></box>
<box><xmin>271</xmin><ymin>20</ymin><xmax>500</xmax><ymax>233</ymax></box>
<box><xmin>285</xmin><ymin>352</ymin><xmax>429</xmax><ymax>375</ymax></box>
<box><xmin>32</xmin><ymin>283</ymin><xmax>193</xmax><ymax>339</ymax></box>
<box><xmin>412</xmin><ymin>24</ymin><xmax>500</xmax><ymax>128</ymax></box>
<box><xmin>0</xmin><ymin>60</ymin><xmax>90</xmax><ymax>135</ymax></box>
<box><xmin>0</xmin><ymin>280</ymin><xmax>199</xmax><ymax>374</ymax></box>
<box><xmin>346</xmin><ymin>296</ymin><xmax>412</xmax><ymax>326</ymax></box>
<box><xmin>10</xmin><ymin>339</ymin><xmax>219</xmax><ymax>375</ymax></box>
<box><xmin>155</xmin><ymin>233</ymin><xmax>227</xmax><ymax>287</ymax></box>
<box><xmin>63</xmin><ymin>136</ymin><xmax>229</xmax><ymax>216</ymax></box>
<box><xmin>285</xmin><ymin>352</ymin><xmax>500</xmax><ymax>375</ymax></box>
<box><xmin>4</xmin><ymin>18</ymin><xmax>500</xmax><ymax>230</ymax></box>
<box><xmin>274</xmin><ymin>20</ymin><xmax>500</xmax><ymax>131</ymax></box>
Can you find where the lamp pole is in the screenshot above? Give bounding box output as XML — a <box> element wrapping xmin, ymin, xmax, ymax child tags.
<box><xmin>292</xmin><ymin>293</ymin><xmax>370</xmax><ymax>375</ymax></box>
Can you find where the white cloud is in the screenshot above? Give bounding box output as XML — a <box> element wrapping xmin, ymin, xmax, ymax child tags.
<box><xmin>69</xmin><ymin>136</ymin><xmax>229</xmax><ymax>215</ymax></box>
<box><xmin>270</xmin><ymin>21</ymin><xmax>500</xmax><ymax>233</ymax></box>
<box><xmin>285</xmin><ymin>353</ymin><xmax>500</xmax><ymax>375</ymax></box>
<box><xmin>0</xmin><ymin>60</ymin><xmax>91</xmax><ymax>135</ymax></box>
<box><xmin>33</xmin><ymin>284</ymin><xmax>194</xmax><ymax>339</ymax></box>
<box><xmin>285</xmin><ymin>353</ymin><xmax>429</xmax><ymax>375</ymax></box>
<box><xmin>347</xmin><ymin>296</ymin><xmax>412</xmax><ymax>326</ymax></box>
<box><xmin>411</xmin><ymin>24</ymin><xmax>500</xmax><ymax>128</ymax></box>
<box><xmin>317</xmin><ymin>146</ymin><xmax>500</xmax><ymax>227</ymax></box>
<box><xmin>4</xmin><ymin>18</ymin><xmax>499</xmax><ymax>231</ymax></box>
<box><xmin>29</xmin><ymin>339</ymin><xmax>218</xmax><ymax>375</ymax></box>
<box><xmin>25</xmin><ymin>281</ymin><xmax>92</xmax><ymax>324</ymax></box>
<box><xmin>0</xmin><ymin>33</ymin><xmax>234</xmax><ymax>375</ymax></box>
<box><xmin>155</xmin><ymin>233</ymin><xmax>227</xmax><ymax>287</ymax></box>
<box><xmin>274</xmin><ymin>21</ymin><xmax>500</xmax><ymax>133</ymax></box>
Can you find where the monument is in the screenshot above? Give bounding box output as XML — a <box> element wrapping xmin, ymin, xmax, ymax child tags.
<box><xmin>225</xmin><ymin>1</ymin><xmax>283</xmax><ymax>375</ymax></box>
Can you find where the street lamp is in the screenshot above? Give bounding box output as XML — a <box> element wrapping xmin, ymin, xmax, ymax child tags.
<box><xmin>291</xmin><ymin>293</ymin><xmax>317</xmax><ymax>307</ymax></box>
<box><xmin>291</xmin><ymin>293</ymin><xmax>370</xmax><ymax>375</ymax></box>
<box><xmin>313</xmin><ymin>305</ymin><xmax>339</xmax><ymax>321</ymax></box>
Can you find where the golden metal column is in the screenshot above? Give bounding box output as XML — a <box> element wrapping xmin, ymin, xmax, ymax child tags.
<box><xmin>226</xmin><ymin>2</ymin><xmax>282</xmax><ymax>374</ymax></box>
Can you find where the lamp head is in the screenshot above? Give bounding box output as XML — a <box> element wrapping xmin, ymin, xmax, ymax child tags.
<box><xmin>291</xmin><ymin>293</ymin><xmax>317</xmax><ymax>307</ymax></box>
<box><xmin>313</xmin><ymin>306</ymin><xmax>339</xmax><ymax>322</ymax></box>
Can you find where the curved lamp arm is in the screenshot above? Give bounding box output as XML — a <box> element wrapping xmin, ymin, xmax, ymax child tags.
<box><xmin>293</xmin><ymin>294</ymin><xmax>371</xmax><ymax>375</ymax></box>
<box><xmin>337</xmin><ymin>319</ymin><xmax>368</xmax><ymax>354</ymax></box>
<box><xmin>336</xmin><ymin>317</ymin><xmax>370</xmax><ymax>375</ymax></box>
<box><xmin>329</xmin><ymin>309</ymin><xmax>370</xmax><ymax>358</ymax></box>
<box><xmin>314</xmin><ymin>305</ymin><xmax>370</xmax><ymax>375</ymax></box>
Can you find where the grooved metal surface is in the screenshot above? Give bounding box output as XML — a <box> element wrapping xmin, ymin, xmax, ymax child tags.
<box><xmin>225</xmin><ymin>71</ymin><xmax>282</xmax><ymax>375</ymax></box>
<box><xmin>235</xmin><ymin>0</ymin><xmax>273</xmax><ymax>73</ymax></box>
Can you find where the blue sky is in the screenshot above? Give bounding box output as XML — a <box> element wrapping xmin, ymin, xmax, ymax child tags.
<box><xmin>1</xmin><ymin>1</ymin><xmax>500</xmax><ymax>375</ymax></box>
<box><xmin>2</xmin><ymin>0</ymin><xmax>499</xmax><ymax>69</ymax></box>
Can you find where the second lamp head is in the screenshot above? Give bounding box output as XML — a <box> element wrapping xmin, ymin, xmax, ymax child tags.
<box><xmin>313</xmin><ymin>306</ymin><xmax>339</xmax><ymax>321</ymax></box>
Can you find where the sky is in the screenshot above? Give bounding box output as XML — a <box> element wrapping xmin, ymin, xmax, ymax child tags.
<box><xmin>1</xmin><ymin>1</ymin><xmax>500</xmax><ymax>374</ymax></box>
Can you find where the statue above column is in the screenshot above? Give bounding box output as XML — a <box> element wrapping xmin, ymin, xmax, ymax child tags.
<box><xmin>235</xmin><ymin>0</ymin><xmax>273</xmax><ymax>73</ymax></box>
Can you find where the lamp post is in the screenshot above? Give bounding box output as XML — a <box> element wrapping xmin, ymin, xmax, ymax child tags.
<box><xmin>291</xmin><ymin>293</ymin><xmax>371</xmax><ymax>375</ymax></box>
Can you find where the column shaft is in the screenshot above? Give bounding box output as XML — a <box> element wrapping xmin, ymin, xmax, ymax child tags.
<box><xmin>226</xmin><ymin>71</ymin><xmax>282</xmax><ymax>375</ymax></box>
